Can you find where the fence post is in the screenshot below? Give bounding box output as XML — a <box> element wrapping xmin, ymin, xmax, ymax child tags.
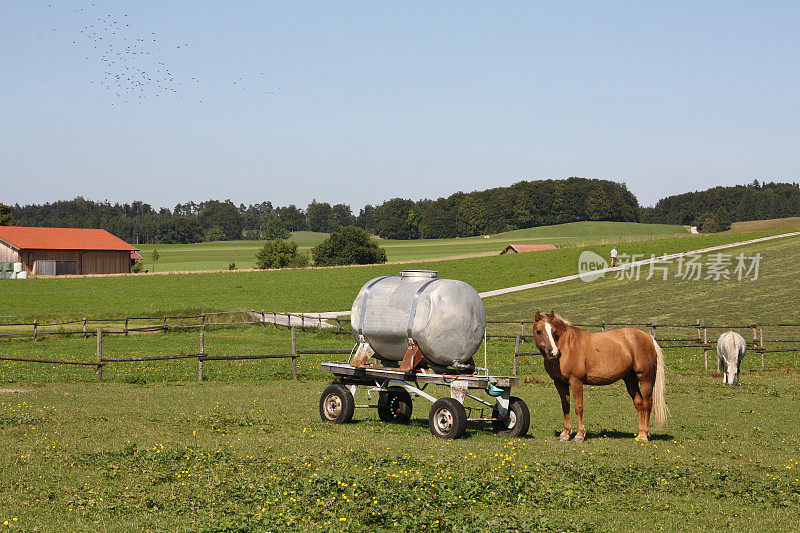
<box><xmin>513</xmin><ymin>333</ymin><xmax>521</xmax><ymax>375</ymax></box>
<box><xmin>703</xmin><ymin>319</ymin><xmax>708</xmax><ymax>370</ymax></box>
<box><xmin>274</xmin><ymin>311</ymin><xmax>277</xmax><ymax>329</ymax></box>
<box><xmin>520</xmin><ymin>321</ymin><xmax>525</xmax><ymax>340</ymax></box>
<box><xmin>96</xmin><ymin>328</ymin><xmax>103</xmax><ymax>382</ymax></box>
<box><xmin>83</xmin><ymin>317</ymin><xmax>87</xmax><ymax>339</ymax></box>
<box><xmin>125</xmin><ymin>317</ymin><xmax>129</xmax><ymax>336</ymax></box>
<box><xmin>163</xmin><ymin>316</ymin><xmax>167</xmax><ymax>334</ymax></box>
<box><xmin>336</xmin><ymin>317</ymin><xmax>341</xmax><ymax>334</ymax></box>
<box><xmin>198</xmin><ymin>324</ymin><xmax>205</xmax><ymax>381</ymax></box>
<box><xmin>759</xmin><ymin>327</ymin><xmax>764</xmax><ymax>369</ymax></box>
<box><xmin>601</xmin><ymin>320</ymin><xmax>605</xmax><ymax>331</ymax></box>
<box><xmin>33</xmin><ymin>319</ymin><xmax>38</xmax><ymax>341</ymax></box>
<box><xmin>650</xmin><ymin>322</ymin><xmax>656</xmax><ymax>339</ymax></box>
<box><xmin>261</xmin><ymin>310</ymin><xmax>266</xmax><ymax>326</ymax></box>
<box><xmin>291</xmin><ymin>326</ymin><xmax>298</xmax><ymax>380</ymax></box>
<box><xmin>301</xmin><ymin>313</ymin><xmax>305</xmax><ymax>331</ymax></box>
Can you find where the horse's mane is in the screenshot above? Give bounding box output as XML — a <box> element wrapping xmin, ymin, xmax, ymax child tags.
<box><xmin>551</xmin><ymin>314</ymin><xmax>572</xmax><ymax>326</ymax></box>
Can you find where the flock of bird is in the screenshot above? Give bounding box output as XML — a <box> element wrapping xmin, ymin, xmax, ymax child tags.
<box><xmin>48</xmin><ymin>3</ymin><xmax>279</xmax><ymax>105</ymax></box>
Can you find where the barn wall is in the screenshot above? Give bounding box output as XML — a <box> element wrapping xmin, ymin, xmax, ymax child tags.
<box><xmin>0</xmin><ymin>242</ymin><xmax>20</xmax><ymax>263</ymax></box>
<box><xmin>22</xmin><ymin>250</ymin><xmax>131</xmax><ymax>275</ymax></box>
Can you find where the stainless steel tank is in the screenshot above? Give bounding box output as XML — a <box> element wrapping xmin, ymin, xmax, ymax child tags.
<box><xmin>351</xmin><ymin>270</ymin><xmax>485</xmax><ymax>367</ymax></box>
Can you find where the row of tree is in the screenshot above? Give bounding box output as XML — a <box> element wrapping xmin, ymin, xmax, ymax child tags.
<box><xmin>640</xmin><ymin>181</ymin><xmax>800</xmax><ymax>228</ymax></box>
<box><xmin>5</xmin><ymin>177</ymin><xmax>640</xmax><ymax>243</ymax></box>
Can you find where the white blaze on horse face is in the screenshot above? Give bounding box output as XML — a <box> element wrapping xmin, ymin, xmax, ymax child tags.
<box><xmin>545</xmin><ymin>321</ymin><xmax>559</xmax><ymax>357</ymax></box>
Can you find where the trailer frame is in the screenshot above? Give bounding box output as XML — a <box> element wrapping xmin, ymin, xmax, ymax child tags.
<box><xmin>319</xmin><ymin>362</ymin><xmax>530</xmax><ymax>439</ymax></box>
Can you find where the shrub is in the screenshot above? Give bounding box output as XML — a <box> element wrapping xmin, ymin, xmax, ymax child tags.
<box><xmin>228</xmin><ymin>262</ymin><xmax>237</xmax><ymax>271</ymax></box>
<box><xmin>255</xmin><ymin>239</ymin><xmax>298</xmax><ymax>269</ymax></box>
<box><xmin>290</xmin><ymin>253</ymin><xmax>310</xmax><ymax>268</ymax></box>
<box><xmin>131</xmin><ymin>261</ymin><xmax>144</xmax><ymax>273</ymax></box>
<box><xmin>311</xmin><ymin>226</ymin><xmax>387</xmax><ymax>266</ymax></box>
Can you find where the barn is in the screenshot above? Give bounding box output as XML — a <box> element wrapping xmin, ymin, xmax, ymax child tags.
<box><xmin>0</xmin><ymin>226</ymin><xmax>140</xmax><ymax>276</ymax></box>
<box><xmin>499</xmin><ymin>244</ymin><xmax>556</xmax><ymax>254</ymax></box>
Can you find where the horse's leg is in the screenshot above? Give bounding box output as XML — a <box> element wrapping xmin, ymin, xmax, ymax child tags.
<box><xmin>638</xmin><ymin>376</ymin><xmax>654</xmax><ymax>439</ymax></box>
<box><xmin>570</xmin><ymin>378</ymin><xmax>586</xmax><ymax>442</ymax></box>
<box><xmin>554</xmin><ymin>380</ymin><xmax>571</xmax><ymax>441</ymax></box>
<box><xmin>623</xmin><ymin>374</ymin><xmax>647</xmax><ymax>442</ymax></box>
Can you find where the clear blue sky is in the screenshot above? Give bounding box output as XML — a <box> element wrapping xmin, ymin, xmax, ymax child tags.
<box><xmin>2</xmin><ymin>1</ymin><xmax>798</xmax><ymax>211</ymax></box>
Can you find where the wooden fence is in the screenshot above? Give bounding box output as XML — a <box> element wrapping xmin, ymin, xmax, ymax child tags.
<box><xmin>0</xmin><ymin>324</ymin><xmax>351</xmax><ymax>381</ymax></box>
<box><xmin>1</xmin><ymin>312</ymin><xmax>798</xmax><ymax>379</ymax></box>
<box><xmin>488</xmin><ymin>319</ymin><xmax>800</xmax><ymax>374</ymax></box>
<box><xmin>0</xmin><ymin>310</ymin><xmax>346</xmax><ymax>340</ymax></box>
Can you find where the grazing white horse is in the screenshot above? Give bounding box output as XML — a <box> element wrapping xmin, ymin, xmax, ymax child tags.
<box><xmin>717</xmin><ymin>331</ymin><xmax>746</xmax><ymax>385</ymax></box>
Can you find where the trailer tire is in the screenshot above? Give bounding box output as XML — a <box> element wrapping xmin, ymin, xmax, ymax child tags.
<box><xmin>378</xmin><ymin>387</ymin><xmax>413</xmax><ymax>423</ymax></box>
<box><xmin>428</xmin><ymin>397</ymin><xmax>467</xmax><ymax>439</ymax></box>
<box><xmin>320</xmin><ymin>384</ymin><xmax>355</xmax><ymax>423</ymax></box>
<box><xmin>491</xmin><ymin>396</ymin><xmax>530</xmax><ymax>437</ymax></box>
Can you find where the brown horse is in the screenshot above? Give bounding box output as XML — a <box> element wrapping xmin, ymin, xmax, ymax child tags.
<box><xmin>532</xmin><ymin>311</ymin><xmax>668</xmax><ymax>442</ymax></box>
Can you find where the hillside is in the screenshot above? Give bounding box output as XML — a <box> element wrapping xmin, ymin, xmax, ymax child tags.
<box><xmin>135</xmin><ymin>221</ymin><xmax>689</xmax><ymax>271</ymax></box>
<box><xmin>485</xmin><ymin>233</ymin><xmax>800</xmax><ymax>325</ymax></box>
<box><xmin>727</xmin><ymin>216</ymin><xmax>800</xmax><ymax>234</ymax></box>
<box><xmin>0</xmin><ymin>231</ymin><xmax>776</xmax><ymax>322</ymax></box>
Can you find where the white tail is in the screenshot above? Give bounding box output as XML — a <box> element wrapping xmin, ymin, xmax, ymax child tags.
<box><xmin>651</xmin><ymin>338</ymin><xmax>669</xmax><ymax>428</ymax></box>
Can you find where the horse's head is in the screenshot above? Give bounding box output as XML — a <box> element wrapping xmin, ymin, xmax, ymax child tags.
<box><xmin>533</xmin><ymin>311</ymin><xmax>564</xmax><ymax>360</ymax></box>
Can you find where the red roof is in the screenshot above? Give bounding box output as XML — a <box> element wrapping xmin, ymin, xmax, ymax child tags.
<box><xmin>0</xmin><ymin>226</ymin><xmax>139</xmax><ymax>252</ymax></box>
<box><xmin>500</xmin><ymin>244</ymin><xmax>556</xmax><ymax>254</ymax></box>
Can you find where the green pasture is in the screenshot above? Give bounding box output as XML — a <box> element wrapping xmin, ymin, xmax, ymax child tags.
<box><xmin>1</xmin><ymin>370</ymin><xmax>798</xmax><ymax>531</ymax></box>
<box><xmin>0</xmin><ymin>231</ymin><xmax>775</xmax><ymax>323</ymax></box>
<box><xmin>134</xmin><ymin>222</ymin><xmax>689</xmax><ymax>271</ymax></box>
<box><xmin>727</xmin><ymin>216</ymin><xmax>800</xmax><ymax>234</ymax></box>
<box><xmin>1</xmin><ymin>229</ymin><xmax>799</xmax><ymax>531</ymax></box>
<box><xmin>485</xmin><ymin>233</ymin><xmax>800</xmax><ymax>328</ymax></box>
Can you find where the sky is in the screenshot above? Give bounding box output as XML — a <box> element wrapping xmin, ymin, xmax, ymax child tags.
<box><xmin>1</xmin><ymin>2</ymin><xmax>798</xmax><ymax>211</ymax></box>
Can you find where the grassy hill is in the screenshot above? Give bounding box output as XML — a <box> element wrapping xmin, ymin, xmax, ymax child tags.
<box><xmin>134</xmin><ymin>221</ymin><xmax>689</xmax><ymax>271</ymax></box>
<box><xmin>0</xmin><ymin>231</ymin><xmax>778</xmax><ymax>322</ymax></box>
<box><xmin>485</xmin><ymin>233</ymin><xmax>800</xmax><ymax>326</ymax></box>
<box><xmin>727</xmin><ymin>216</ymin><xmax>800</xmax><ymax>234</ymax></box>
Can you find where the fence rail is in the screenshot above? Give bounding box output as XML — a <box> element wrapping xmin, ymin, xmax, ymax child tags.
<box><xmin>2</xmin><ymin>312</ymin><xmax>799</xmax><ymax>379</ymax></box>
<box><xmin>0</xmin><ymin>310</ymin><xmax>346</xmax><ymax>339</ymax></box>
<box><xmin>496</xmin><ymin>319</ymin><xmax>800</xmax><ymax>373</ymax></box>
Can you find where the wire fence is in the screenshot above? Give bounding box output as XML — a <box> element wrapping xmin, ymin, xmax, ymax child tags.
<box><xmin>486</xmin><ymin>319</ymin><xmax>800</xmax><ymax>373</ymax></box>
<box><xmin>1</xmin><ymin>312</ymin><xmax>798</xmax><ymax>378</ymax></box>
<box><xmin>0</xmin><ymin>310</ymin><xmax>346</xmax><ymax>339</ymax></box>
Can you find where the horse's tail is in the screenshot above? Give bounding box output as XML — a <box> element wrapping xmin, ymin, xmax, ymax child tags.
<box><xmin>651</xmin><ymin>337</ymin><xmax>669</xmax><ymax>428</ymax></box>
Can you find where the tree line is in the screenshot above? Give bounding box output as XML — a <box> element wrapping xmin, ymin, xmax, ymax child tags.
<box><xmin>640</xmin><ymin>181</ymin><xmax>800</xmax><ymax>230</ymax></box>
<box><xmin>4</xmin><ymin>177</ymin><xmax>640</xmax><ymax>243</ymax></box>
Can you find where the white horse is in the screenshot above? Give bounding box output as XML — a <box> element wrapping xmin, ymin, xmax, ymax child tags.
<box><xmin>717</xmin><ymin>331</ymin><xmax>746</xmax><ymax>385</ymax></box>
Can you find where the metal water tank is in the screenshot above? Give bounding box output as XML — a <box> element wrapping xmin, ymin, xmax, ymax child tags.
<box><xmin>350</xmin><ymin>270</ymin><xmax>485</xmax><ymax>367</ymax></box>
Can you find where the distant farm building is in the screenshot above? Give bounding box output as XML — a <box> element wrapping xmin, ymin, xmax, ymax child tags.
<box><xmin>0</xmin><ymin>226</ymin><xmax>140</xmax><ymax>276</ymax></box>
<box><xmin>499</xmin><ymin>244</ymin><xmax>556</xmax><ymax>254</ymax></box>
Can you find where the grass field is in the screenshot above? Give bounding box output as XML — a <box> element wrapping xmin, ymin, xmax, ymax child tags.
<box><xmin>2</xmin><ymin>225</ymin><xmax>799</xmax><ymax>531</ymax></box>
<box><xmin>485</xmin><ymin>233</ymin><xmax>800</xmax><ymax>327</ymax></box>
<box><xmin>0</xmin><ymin>231</ymin><xmax>776</xmax><ymax>322</ymax></box>
<box><xmin>727</xmin><ymin>217</ymin><xmax>800</xmax><ymax>234</ymax></box>
<box><xmin>1</xmin><ymin>373</ymin><xmax>799</xmax><ymax>531</ymax></box>
<box><xmin>134</xmin><ymin>222</ymin><xmax>689</xmax><ymax>272</ymax></box>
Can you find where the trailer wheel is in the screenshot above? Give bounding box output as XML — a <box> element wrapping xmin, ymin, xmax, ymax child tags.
<box><xmin>320</xmin><ymin>384</ymin><xmax>355</xmax><ymax>423</ymax></box>
<box><xmin>378</xmin><ymin>387</ymin><xmax>413</xmax><ymax>424</ymax></box>
<box><xmin>428</xmin><ymin>398</ymin><xmax>467</xmax><ymax>439</ymax></box>
<box><xmin>491</xmin><ymin>396</ymin><xmax>530</xmax><ymax>437</ymax></box>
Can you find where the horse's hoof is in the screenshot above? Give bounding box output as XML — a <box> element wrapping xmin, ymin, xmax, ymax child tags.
<box><xmin>572</xmin><ymin>435</ymin><xmax>584</xmax><ymax>443</ymax></box>
<box><xmin>558</xmin><ymin>432</ymin><xmax>570</xmax><ymax>441</ymax></box>
<box><xmin>635</xmin><ymin>434</ymin><xmax>649</xmax><ymax>442</ymax></box>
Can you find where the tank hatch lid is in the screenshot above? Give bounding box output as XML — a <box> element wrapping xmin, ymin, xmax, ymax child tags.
<box><xmin>401</xmin><ymin>270</ymin><xmax>438</xmax><ymax>279</ymax></box>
